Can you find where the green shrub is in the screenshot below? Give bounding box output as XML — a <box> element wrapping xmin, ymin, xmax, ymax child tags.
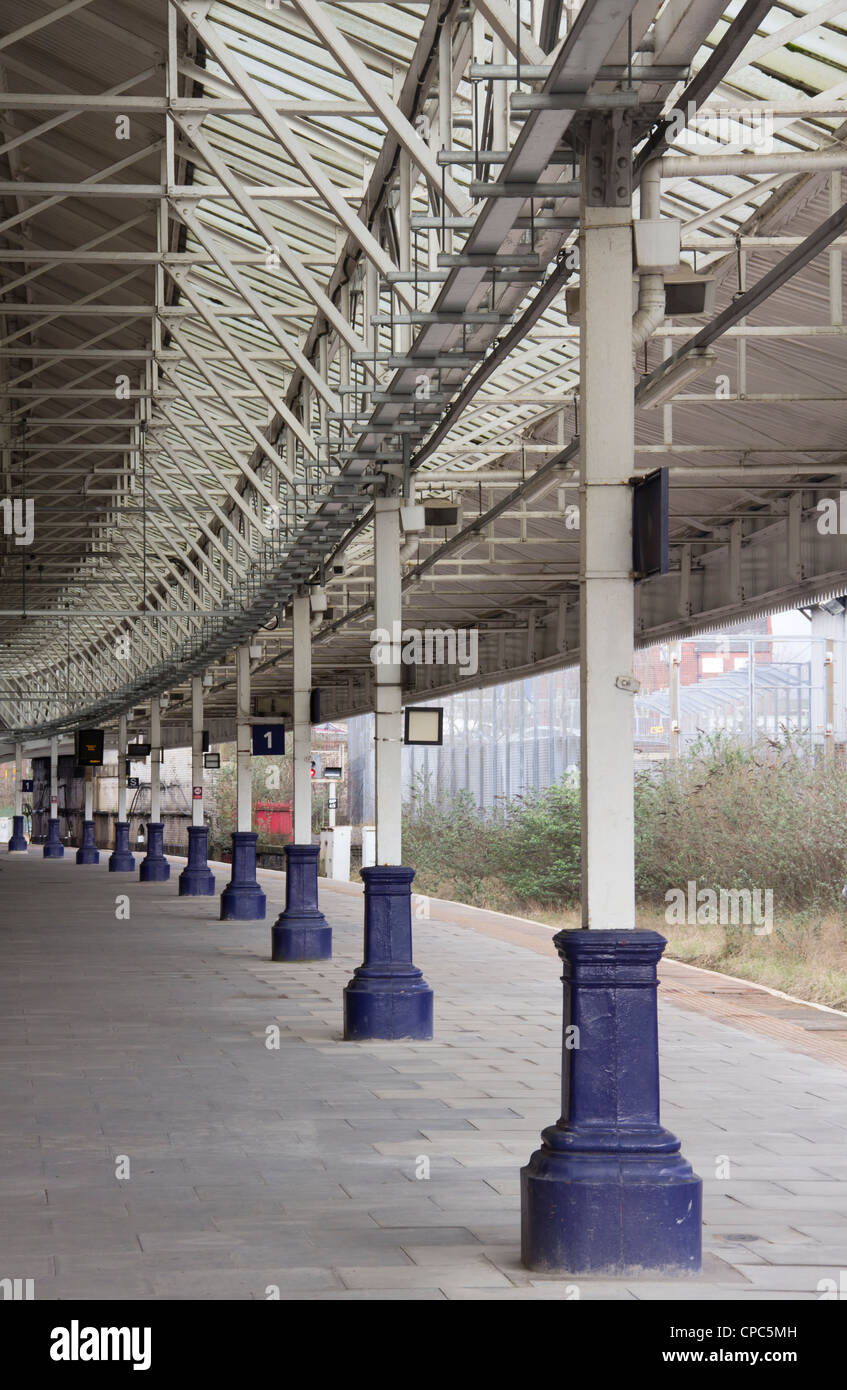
<box><xmin>403</xmin><ymin>732</ymin><xmax>847</xmax><ymax>915</ymax></box>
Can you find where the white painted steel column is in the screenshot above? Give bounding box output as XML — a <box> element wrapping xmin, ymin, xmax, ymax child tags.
<box><xmin>235</xmin><ymin>644</ymin><xmax>252</xmax><ymax>833</ymax></box>
<box><xmin>14</xmin><ymin>741</ymin><xmax>22</xmax><ymax>816</ymax></box>
<box><xmin>374</xmin><ymin>494</ymin><xmax>403</xmax><ymax>865</ymax></box>
<box><xmin>292</xmin><ymin>594</ymin><xmax>312</xmax><ymax>845</ymax></box>
<box><xmin>84</xmin><ymin>767</ymin><xmax>93</xmax><ymax>820</ymax></box>
<box><xmin>191</xmin><ymin>675</ymin><xmax>204</xmax><ymax>826</ymax></box>
<box><xmin>579</xmin><ymin>201</ymin><xmax>636</xmax><ymax>931</ymax></box>
<box><xmin>150</xmin><ymin>696</ymin><xmax>161</xmax><ymax>822</ymax></box>
<box><xmin>117</xmin><ymin>717</ymin><xmax>127</xmax><ymax>821</ymax></box>
<box><xmin>49</xmin><ymin>735</ymin><xmax>59</xmax><ymax>820</ymax></box>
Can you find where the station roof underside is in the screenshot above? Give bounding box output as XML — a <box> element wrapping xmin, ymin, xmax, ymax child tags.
<box><xmin>3</xmin><ymin>0</ymin><xmax>847</xmax><ymax>744</ymax></box>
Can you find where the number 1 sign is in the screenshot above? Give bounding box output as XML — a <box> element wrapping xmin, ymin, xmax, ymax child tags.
<box><xmin>251</xmin><ymin>724</ymin><xmax>285</xmax><ymax>756</ymax></box>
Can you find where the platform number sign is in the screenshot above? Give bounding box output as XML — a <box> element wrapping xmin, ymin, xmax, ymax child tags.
<box><xmin>252</xmin><ymin>724</ymin><xmax>285</xmax><ymax>756</ymax></box>
<box><xmin>21</xmin><ymin>778</ymin><xmax>33</xmax><ymax>792</ymax></box>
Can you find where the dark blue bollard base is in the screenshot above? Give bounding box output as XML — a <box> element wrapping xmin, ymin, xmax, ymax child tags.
<box><xmin>139</xmin><ymin>821</ymin><xmax>170</xmax><ymax>882</ymax></box>
<box><xmin>8</xmin><ymin>815</ymin><xmax>27</xmax><ymax>852</ymax></box>
<box><xmin>521</xmin><ymin>1144</ymin><xmax>702</xmax><ymax>1277</ymax></box>
<box><xmin>272</xmin><ymin>917</ymin><xmax>332</xmax><ymax>961</ymax></box>
<box><xmin>272</xmin><ymin>844</ymin><xmax>331</xmax><ymax>960</ymax></box>
<box><xmin>43</xmin><ymin>820</ymin><xmax>64</xmax><ymax>859</ymax></box>
<box><xmin>220</xmin><ymin>883</ymin><xmax>266</xmax><ymax>920</ymax></box>
<box><xmin>343</xmin><ymin>864</ymin><xmax>433</xmax><ymax>1041</ymax></box>
<box><xmin>179</xmin><ymin>865</ymin><xmax>216</xmax><ymax>895</ymax></box>
<box><xmin>109</xmin><ymin>821</ymin><xmax>135</xmax><ymax>873</ymax></box>
<box><xmin>344</xmin><ymin>973</ymin><xmax>433</xmax><ymax>1041</ymax></box>
<box><xmin>220</xmin><ymin>832</ymin><xmax>266</xmax><ymax>920</ymax></box>
<box><xmin>139</xmin><ymin>858</ymin><xmax>170</xmax><ymax>881</ymax></box>
<box><xmin>520</xmin><ymin>928</ymin><xmax>702</xmax><ymax>1276</ymax></box>
<box><xmin>75</xmin><ymin>820</ymin><xmax>99</xmax><ymax>865</ymax></box>
<box><xmin>179</xmin><ymin>826</ymin><xmax>215</xmax><ymax>896</ymax></box>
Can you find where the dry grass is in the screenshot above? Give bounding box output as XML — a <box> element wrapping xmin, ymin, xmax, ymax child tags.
<box><xmin>489</xmin><ymin>899</ymin><xmax>847</xmax><ymax>1012</ymax></box>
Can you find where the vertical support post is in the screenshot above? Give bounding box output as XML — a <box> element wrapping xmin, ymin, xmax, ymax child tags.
<box><xmin>191</xmin><ymin>676</ymin><xmax>204</xmax><ymax>828</ymax></box>
<box><xmin>140</xmin><ymin>695</ymin><xmax>170</xmax><ymax>881</ymax></box>
<box><xmin>374</xmin><ymin>496</ymin><xmax>403</xmax><ymax>865</ymax></box>
<box><xmin>44</xmin><ymin>734</ymin><xmax>63</xmax><ymax>857</ymax></box>
<box><xmin>521</xmin><ymin>118</ymin><xmax>701</xmax><ymax>1275</ymax></box>
<box><xmin>577</xmin><ymin>192</ymin><xmax>636</xmax><ymax>928</ymax></box>
<box><xmin>117</xmin><ymin>715</ymin><xmax>128</xmax><ymax>823</ymax></box>
<box><xmin>343</xmin><ymin>490</ymin><xmax>432</xmax><ymax>1040</ymax></box>
<box><xmin>292</xmin><ymin>595</ymin><xmax>312</xmax><ymax>846</ymax></box>
<box><xmin>236</xmin><ymin>645</ymin><xmax>251</xmax><ymax>834</ymax></box>
<box><xmin>76</xmin><ymin>766</ymin><xmax>99</xmax><ymax>864</ymax></box>
<box><xmin>670</xmin><ymin>641</ymin><xmax>681</xmax><ymax>761</ymax></box>
<box><xmin>109</xmin><ymin>713</ymin><xmax>135</xmax><ymax>871</ymax></box>
<box><xmin>273</xmin><ymin>594</ymin><xmax>330</xmax><ymax>959</ymax></box>
<box><xmin>9</xmin><ymin>740</ymin><xmax>26</xmax><ymax>850</ymax></box>
<box><xmin>150</xmin><ymin>696</ymin><xmax>161</xmax><ymax>822</ymax></box>
<box><xmin>179</xmin><ymin>675</ymin><xmax>215</xmax><ymax>894</ymax></box>
<box><xmin>826</xmin><ymin>639</ymin><xmax>835</xmax><ymax>755</ymax></box>
<box><xmin>221</xmin><ymin>644</ymin><xmax>266</xmax><ymax>919</ymax></box>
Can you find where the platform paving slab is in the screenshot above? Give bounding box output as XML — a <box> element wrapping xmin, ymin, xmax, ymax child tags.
<box><xmin>1</xmin><ymin>848</ymin><xmax>847</xmax><ymax>1300</ymax></box>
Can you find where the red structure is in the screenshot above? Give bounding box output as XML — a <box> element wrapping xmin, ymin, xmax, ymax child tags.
<box><xmin>255</xmin><ymin>801</ymin><xmax>292</xmax><ymax>838</ymax></box>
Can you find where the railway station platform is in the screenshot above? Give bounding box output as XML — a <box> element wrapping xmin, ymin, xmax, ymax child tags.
<box><xmin>2</xmin><ymin>850</ymin><xmax>846</xmax><ymax>1302</ymax></box>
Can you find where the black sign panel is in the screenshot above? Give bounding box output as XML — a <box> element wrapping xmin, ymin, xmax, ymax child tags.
<box><xmin>632</xmin><ymin>468</ymin><xmax>669</xmax><ymax>579</ymax></box>
<box><xmin>75</xmin><ymin>729</ymin><xmax>105</xmax><ymax>765</ymax></box>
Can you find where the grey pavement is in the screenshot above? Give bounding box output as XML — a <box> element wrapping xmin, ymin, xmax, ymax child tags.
<box><xmin>1</xmin><ymin>848</ymin><xmax>846</xmax><ymax>1301</ymax></box>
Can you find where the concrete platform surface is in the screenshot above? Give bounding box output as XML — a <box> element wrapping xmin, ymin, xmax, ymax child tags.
<box><xmin>2</xmin><ymin>848</ymin><xmax>846</xmax><ymax>1301</ymax></box>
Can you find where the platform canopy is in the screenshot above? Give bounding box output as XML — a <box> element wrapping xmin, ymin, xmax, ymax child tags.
<box><xmin>2</xmin><ymin>0</ymin><xmax>847</xmax><ymax>740</ymax></box>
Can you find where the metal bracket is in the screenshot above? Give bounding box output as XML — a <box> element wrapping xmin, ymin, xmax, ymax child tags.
<box><xmin>583</xmin><ymin>111</ymin><xmax>633</xmax><ymax>208</ymax></box>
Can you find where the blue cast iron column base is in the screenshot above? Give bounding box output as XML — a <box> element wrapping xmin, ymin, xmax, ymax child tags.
<box><xmin>271</xmin><ymin>843</ymin><xmax>331</xmax><ymax>960</ymax></box>
<box><xmin>8</xmin><ymin>814</ymin><xmax>27</xmax><ymax>852</ymax></box>
<box><xmin>75</xmin><ymin>819</ymin><xmax>99</xmax><ymax>865</ymax></box>
<box><xmin>521</xmin><ymin>929</ymin><xmax>702</xmax><ymax>1277</ymax></box>
<box><xmin>108</xmin><ymin>821</ymin><xmax>135</xmax><ymax>872</ymax></box>
<box><xmin>344</xmin><ymin>865</ymin><xmax>433</xmax><ymax>1041</ymax></box>
<box><xmin>139</xmin><ymin>821</ymin><xmax>170</xmax><ymax>882</ymax></box>
<box><xmin>220</xmin><ymin>831</ymin><xmax>266</xmax><ymax>920</ymax></box>
<box><xmin>179</xmin><ymin>825</ymin><xmax>216</xmax><ymax>896</ymax></box>
<box><xmin>43</xmin><ymin>819</ymin><xmax>64</xmax><ymax>858</ymax></box>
